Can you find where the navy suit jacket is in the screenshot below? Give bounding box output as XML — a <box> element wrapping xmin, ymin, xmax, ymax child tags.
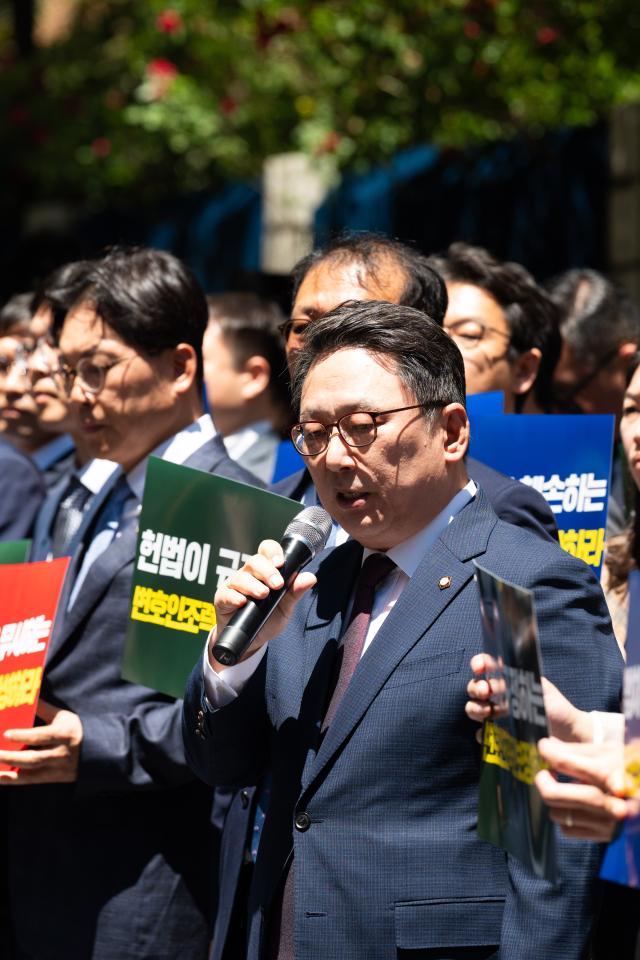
<box><xmin>0</xmin><ymin>437</ymin><xmax>44</xmax><ymax>541</ymax></box>
<box><xmin>6</xmin><ymin>435</ymin><xmax>265</xmax><ymax>960</ymax></box>
<box><xmin>274</xmin><ymin>456</ymin><xmax>558</xmax><ymax>542</ymax></box>
<box><xmin>184</xmin><ymin>487</ymin><xmax>621</xmax><ymax>960</ymax></box>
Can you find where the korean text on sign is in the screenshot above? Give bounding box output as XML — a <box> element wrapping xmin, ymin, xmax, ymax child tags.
<box><xmin>0</xmin><ymin>616</ymin><xmax>52</xmax><ymax>663</ymax></box>
<box><xmin>137</xmin><ymin>530</ymin><xmax>211</xmax><ymax>584</ymax></box>
<box><xmin>519</xmin><ymin>472</ymin><xmax>607</xmax><ymax>515</ymax></box>
<box><xmin>519</xmin><ymin>471</ymin><xmax>607</xmax><ymax>568</ymax></box>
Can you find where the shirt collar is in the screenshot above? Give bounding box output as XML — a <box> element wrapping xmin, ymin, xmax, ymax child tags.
<box><xmin>77</xmin><ymin>458</ymin><xmax>120</xmax><ymax>495</ymax></box>
<box><xmin>31</xmin><ymin>433</ymin><xmax>75</xmax><ymax>470</ymax></box>
<box><xmin>364</xmin><ymin>479</ymin><xmax>477</xmax><ymax>578</ymax></box>
<box><xmin>224</xmin><ymin>420</ymin><xmax>273</xmax><ymax>460</ymax></box>
<box><xmin>126</xmin><ymin>413</ymin><xmax>216</xmax><ymax>501</ymax></box>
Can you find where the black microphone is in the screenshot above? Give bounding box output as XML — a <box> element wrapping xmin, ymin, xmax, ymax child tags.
<box><xmin>212</xmin><ymin>506</ymin><xmax>333</xmax><ymax>667</ymax></box>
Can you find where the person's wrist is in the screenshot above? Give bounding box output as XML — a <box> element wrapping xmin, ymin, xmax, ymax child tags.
<box><xmin>571</xmin><ymin>708</ymin><xmax>594</xmax><ymax>744</ymax></box>
<box><xmin>207</xmin><ymin>627</ymin><xmax>226</xmax><ymax>674</ymax></box>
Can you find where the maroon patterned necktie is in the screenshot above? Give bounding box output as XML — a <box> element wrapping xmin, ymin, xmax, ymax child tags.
<box><xmin>270</xmin><ymin>552</ymin><xmax>396</xmax><ymax>960</ymax></box>
<box><xmin>322</xmin><ymin>552</ymin><xmax>397</xmax><ymax>730</ymax></box>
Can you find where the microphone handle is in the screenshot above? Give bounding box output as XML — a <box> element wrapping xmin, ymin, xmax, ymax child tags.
<box><xmin>212</xmin><ymin>536</ymin><xmax>312</xmax><ymax>667</ymax></box>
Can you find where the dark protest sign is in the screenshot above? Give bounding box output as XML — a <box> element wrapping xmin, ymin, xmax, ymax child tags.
<box><xmin>474</xmin><ymin>561</ymin><xmax>556</xmax><ymax>882</ymax></box>
<box><xmin>122</xmin><ymin>457</ymin><xmax>301</xmax><ymax>698</ymax></box>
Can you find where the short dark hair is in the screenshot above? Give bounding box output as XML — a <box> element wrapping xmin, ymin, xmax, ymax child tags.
<box><xmin>206</xmin><ymin>292</ymin><xmax>292</xmax><ymax>424</ymax></box>
<box><xmin>34</xmin><ymin>260</ymin><xmax>96</xmax><ymax>339</ymax></box>
<box><xmin>427</xmin><ymin>242</ymin><xmax>561</xmax><ymax>411</ymax></box>
<box><xmin>70</xmin><ymin>247</ymin><xmax>208</xmax><ymax>385</ymax></box>
<box><xmin>0</xmin><ymin>293</ymin><xmax>33</xmax><ymax>337</ymax></box>
<box><xmin>291</xmin><ymin>300</ymin><xmax>466</xmax><ymax>414</ymax></box>
<box><xmin>545</xmin><ymin>268</ymin><xmax>640</xmax><ymax>366</ymax></box>
<box><xmin>291</xmin><ymin>231</ymin><xmax>448</xmax><ymax>322</ymax></box>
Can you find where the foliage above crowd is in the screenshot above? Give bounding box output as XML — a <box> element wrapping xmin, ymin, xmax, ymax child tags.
<box><xmin>3</xmin><ymin>0</ymin><xmax>640</xmax><ymax>208</ymax></box>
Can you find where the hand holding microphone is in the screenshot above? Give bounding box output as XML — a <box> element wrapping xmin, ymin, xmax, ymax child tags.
<box><xmin>210</xmin><ymin>507</ymin><xmax>333</xmax><ymax>670</ymax></box>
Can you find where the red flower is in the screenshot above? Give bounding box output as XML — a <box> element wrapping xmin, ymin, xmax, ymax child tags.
<box><xmin>463</xmin><ymin>19</ymin><xmax>481</xmax><ymax>39</ymax></box>
<box><xmin>146</xmin><ymin>58</ymin><xmax>179</xmax><ymax>79</ymax></box>
<box><xmin>145</xmin><ymin>59</ymin><xmax>179</xmax><ymax>99</ymax></box>
<box><xmin>91</xmin><ymin>137</ymin><xmax>112</xmax><ymax>158</ymax></box>
<box><xmin>156</xmin><ymin>9</ymin><xmax>183</xmax><ymax>34</ymax></box>
<box><xmin>536</xmin><ymin>26</ymin><xmax>559</xmax><ymax>45</ymax></box>
<box><xmin>220</xmin><ymin>96</ymin><xmax>238</xmax><ymax>117</ymax></box>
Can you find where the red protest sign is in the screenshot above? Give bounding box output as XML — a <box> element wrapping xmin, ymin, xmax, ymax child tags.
<box><xmin>0</xmin><ymin>559</ymin><xmax>69</xmax><ymax>769</ymax></box>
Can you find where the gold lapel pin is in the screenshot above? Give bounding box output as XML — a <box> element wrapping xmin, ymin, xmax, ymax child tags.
<box><xmin>438</xmin><ymin>575</ymin><xmax>452</xmax><ymax>590</ymax></box>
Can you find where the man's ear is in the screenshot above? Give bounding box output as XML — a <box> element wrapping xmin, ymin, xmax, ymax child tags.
<box><xmin>172</xmin><ymin>343</ymin><xmax>198</xmax><ymax>395</ymax></box>
<box><xmin>241</xmin><ymin>355</ymin><xmax>271</xmax><ymax>401</ymax></box>
<box><xmin>511</xmin><ymin>347</ymin><xmax>541</xmax><ymax>396</ymax></box>
<box><xmin>442</xmin><ymin>403</ymin><xmax>469</xmax><ymax>463</ymax></box>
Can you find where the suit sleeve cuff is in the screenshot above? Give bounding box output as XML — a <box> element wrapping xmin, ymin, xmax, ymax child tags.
<box><xmin>202</xmin><ymin>630</ymin><xmax>268</xmax><ymax>709</ymax></box>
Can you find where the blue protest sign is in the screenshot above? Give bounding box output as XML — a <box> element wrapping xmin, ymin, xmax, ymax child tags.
<box><xmin>467</xmin><ymin>391</ymin><xmax>504</xmax><ymax>416</ymax></box>
<box><xmin>469</xmin><ymin>414</ymin><xmax>615</xmax><ymax>574</ymax></box>
<box><xmin>271</xmin><ymin>438</ymin><xmax>304</xmax><ymax>483</ymax></box>
<box><xmin>600</xmin><ymin>570</ymin><xmax>640</xmax><ymax>888</ymax></box>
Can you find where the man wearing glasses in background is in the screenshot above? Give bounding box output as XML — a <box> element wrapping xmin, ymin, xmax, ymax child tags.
<box><xmin>26</xmin><ymin>260</ymin><xmax>121</xmax><ymax>562</ymax></box>
<box><xmin>0</xmin><ymin>247</ymin><xmax>264</xmax><ymax>960</ymax></box>
<box><xmin>426</xmin><ymin>242</ymin><xmax>561</xmax><ymax>414</ymax></box>
<box><xmin>0</xmin><ymin>290</ymin><xmax>77</xmax><ymax>489</ymax></box>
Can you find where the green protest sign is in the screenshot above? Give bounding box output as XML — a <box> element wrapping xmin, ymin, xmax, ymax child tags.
<box><xmin>0</xmin><ymin>540</ymin><xmax>31</xmax><ymax>564</ymax></box>
<box><xmin>122</xmin><ymin>457</ymin><xmax>302</xmax><ymax>698</ymax></box>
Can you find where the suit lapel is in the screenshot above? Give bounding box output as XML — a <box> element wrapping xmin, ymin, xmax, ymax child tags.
<box><xmin>182</xmin><ymin>434</ymin><xmax>230</xmax><ymax>475</ymax></box>
<box><xmin>300</xmin><ymin>490</ymin><xmax>498</xmax><ymax>795</ymax></box>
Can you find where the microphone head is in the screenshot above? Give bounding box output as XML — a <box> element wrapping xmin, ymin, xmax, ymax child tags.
<box><xmin>284</xmin><ymin>506</ymin><xmax>333</xmax><ymax>557</ymax></box>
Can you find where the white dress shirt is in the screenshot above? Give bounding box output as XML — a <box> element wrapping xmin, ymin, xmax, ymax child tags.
<box><xmin>203</xmin><ymin>479</ymin><xmax>477</xmax><ymax>708</ymax></box>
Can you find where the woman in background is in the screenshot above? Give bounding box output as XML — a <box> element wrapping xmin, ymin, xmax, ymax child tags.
<box><xmin>603</xmin><ymin>352</ymin><xmax>640</xmax><ymax>652</ymax></box>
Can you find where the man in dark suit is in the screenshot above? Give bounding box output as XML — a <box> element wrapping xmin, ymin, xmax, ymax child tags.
<box><xmin>0</xmin><ymin>248</ymin><xmax>264</xmax><ymax>960</ymax></box>
<box><xmin>184</xmin><ymin>300</ymin><xmax>622</xmax><ymax>959</ymax></box>
<box><xmin>276</xmin><ymin>231</ymin><xmax>558</xmax><ymax>542</ymax></box>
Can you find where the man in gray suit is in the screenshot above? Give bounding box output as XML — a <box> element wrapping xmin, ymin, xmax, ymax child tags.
<box><xmin>0</xmin><ymin>248</ymin><xmax>264</xmax><ymax>960</ymax></box>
